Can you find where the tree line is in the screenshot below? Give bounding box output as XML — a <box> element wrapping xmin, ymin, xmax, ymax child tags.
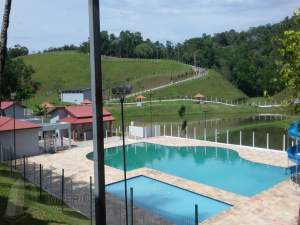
<box><xmin>42</xmin><ymin>12</ymin><xmax>299</xmax><ymax>98</ymax></box>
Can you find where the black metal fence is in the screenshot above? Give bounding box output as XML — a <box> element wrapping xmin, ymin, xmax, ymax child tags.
<box><xmin>0</xmin><ymin>146</ymin><xmax>200</xmax><ymax>225</ymax></box>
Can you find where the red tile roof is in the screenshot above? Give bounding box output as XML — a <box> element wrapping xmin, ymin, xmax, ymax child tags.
<box><xmin>81</xmin><ymin>99</ymin><xmax>92</xmax><ymax>105</ymax></box>
<box><xmin>0</xmin><ymin>101</ymin><xmax>25</xmax><ymax>110</ymax></box>
<box><xmin>65</xmin><ymin>105</ymin><xmax>112</xmax><ymax>118</ymax></box>
<box><xmin>0</xmin><ymin>101</ymin><xmax>14</xmax><ymax>110</ymax></box>
<box><xmin>0</xmin><ymin>117</ymin><xmax>41</xmax><ymax>132</ymax></box>
<box><xmin>60</xmin><ymin>115</ymin><xmax>114</xmax><ymax>125</ymax></box>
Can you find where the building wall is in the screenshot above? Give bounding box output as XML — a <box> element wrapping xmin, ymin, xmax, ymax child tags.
<box><xmin>61</xmin><ymin>93</ymin><xmax>84</xmax><ymax>105</ymax></box>
<box><xmin>0</xmin><ymin>128</ymin><xmax>41</xmax><ymax>157</ymax></box>
<box><xmin>50</xmin><ymin>108</ymin><xmax>68</xmax><ymax>124</ymax></box>
<box><xmin>83</xmin><ymin>89</ymin><xmax>92</xmax><ymax>101</ymax></box>
<box><xmin>4</xmin><ymin>105</ymin><xmax>25</xmax><ymax>119</ymax></box>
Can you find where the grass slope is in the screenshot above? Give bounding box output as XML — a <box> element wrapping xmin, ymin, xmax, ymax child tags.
<box><xmin>106</xmin><ymin>101</ymin><xmax>289</xmax><ymax>124</ymax></box>
<box><xmin>0</xmin><ymin>163</ymin><xmax>89</xmax><ymax>225</ymax></box>
<box><xmin>145</xmin><ymin>70</ymin><xmax>247</xmax><ymax>101</ymax></box>
<box><xmin>21</xmin><ymin>51</ymin><xmax>192</xmax><ymax>107</ymax></box>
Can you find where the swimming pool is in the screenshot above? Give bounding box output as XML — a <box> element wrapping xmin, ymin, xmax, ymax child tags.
<box><xmin>107</xmin><ymin>176</ymin><xmax>231</xmax><ymax>224</ymax></box>
<box><xmin>87</xmin><ymin>143</ymin><xmax>288</xmax><ymax>196</ymax></box>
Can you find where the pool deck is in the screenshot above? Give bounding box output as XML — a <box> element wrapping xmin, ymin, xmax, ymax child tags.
<box><xmin>27</xmin><ymin>136</ymin><xmax>300</xmax><ymax>225</ymax></box>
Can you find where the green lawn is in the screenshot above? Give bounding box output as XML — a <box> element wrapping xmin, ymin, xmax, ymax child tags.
<box><xmin>141</xmin><ymin>70</ymin><xmax>247</xmax><ymax>101</ymax></box>
<box><xmin>106</xmin><ymin>100</ymin><xmax>291</xmax><ymax>125</ymax></box>
<box><xmin>0</xmin><ymin>163</ymin><xmax>89</xmax><ymax>225</ymax></box>
<box><xmin>21</xmin><ymin>52</ymin><xmax>192</xmax><ymax>107</ymax></box>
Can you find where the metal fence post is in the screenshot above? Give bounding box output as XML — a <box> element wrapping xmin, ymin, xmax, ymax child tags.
<box><xmin>204</xmin><ymin>128</ymin><xmax>207</xmax><ymax>141</ymax></box>
<box><xmin>23</xmin><ymin>155</ymin><xmax>26</xmax><ymax>186</ymax></box>
<box><xmin>194</xmin><ymin>127</ymin><xmax>196</xmax><ymax>139</ymax></box>
<box><xmin>90</xmin><ymin>176</ymin><xmax>93</xmax><ymax>225</ymax></box>
<box><xmin>253</xmin><ymin>131</ymin><xmax>255</xmax><ymax>147</ymax></box>
<box><xmin>267</xmin><ymin>133</ymin><xmax>269</xmax><ymax>149</ymax></box>
<box><xmin>130</xmin><ymin>187</ymin><xmax>134</xmax><ymax>225</ymax></box>
<box><xmin>226</xmin><ymin>130</ymin><xmax>229</xmax><ymax>144</ymax></box>
<box><xmin>215</xmin><ymin>129</ymin><xmax>217</xmax><ymax>143</ymax></box>
<box><xmin>195</xmin><ymin>204</ymin><xmax>198</xmax><ymax>225</ymax></box>
<box><xmin>39</xmin><ymin>164</ymin><xmax>42</xmax><ymax>200</ymax></box>
<box><xmin>186</xmin><ymin>127</ymin><xmax>188</xmax><ymax>139</ymax></box>
<box><xmin>62</xmin><ymin>169</ymin><xmax>64</xmax><ymax>210</ymax></box>
<box><xmin>170</xmin><ymin>124</ymin><xmax>173</xmax><ymax>137</ymax></box>
<box><xmin>163</xmin><ymin>124</ymin><xmax>166</xmax><ymax>136</ymax></box>
<box><xmin>240</xmin><ymin>131</ymin><xmax>242</xmax><ymax>146</ymax></box>
<box><xmin>283</xmin><ymin>134</ymin><xmax>286</xmax><ymax>151</ymax></box>
<box><xmin>178</xmin><ymin>125</ymin><xmax>180</xmax><ymax>137</ymax></box>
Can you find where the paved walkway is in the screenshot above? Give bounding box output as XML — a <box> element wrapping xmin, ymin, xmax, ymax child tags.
<box><xmin>27</xmin><ymin>136</ymin><xmax>300</xmax><ymax>225</ymax></box>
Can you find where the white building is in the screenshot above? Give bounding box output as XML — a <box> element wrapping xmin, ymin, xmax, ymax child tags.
<box><xmin>60</xmin><ymin>88</ymin><xmax>92</xmax><ymax>105</ymax></box>
<box><xmin>0</xmin><ymin>117</ymin><xmax>42</xmax><ymax>158</ymax></box>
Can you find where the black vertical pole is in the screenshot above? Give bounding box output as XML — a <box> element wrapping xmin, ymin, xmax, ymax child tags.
<box><xmin>90</xmin><ymin>176</ymin><xmax>93</xmax><ymax>225</ymax></box>
<box><xmin>130</xmin><ymin>187</ymin><xmax>133</xmax><ymax>225</ymax></box>
<box><xmin>88</xmin><ymin>0</ymin><xmax>107</xmax><ymax>224</ymax></box>
<box><xmin>23</xmin><ymin>155</ymin><xmax>25</xmax><ymax>186</ymax></box>
<box><xmin>13</xmin><ymin>102</ymin><xmax>16</xmax><ymax>169</ymax></box>
<box><xmin>10</xmin><ymin>147</ymin><xmax>12</xmax><ymax>175</ymax></box>
<box><xmin>121</xmin><ymin>97</ymin><xmax>129</xmax><ymax>225</ymax></box>
<box><xmin>39</xmin><ymin>164</ymin><xmax>42</xmax><ymax>200</ymax></box>
<box><xmin>195</xmin><ymin>204</ymin><xmax>198</xmax><ymax>225</ymax></box>
<box><xmin>62</xmin><ymin>168</ymin><xmax>64</xmax><ymax>210</ymax></box>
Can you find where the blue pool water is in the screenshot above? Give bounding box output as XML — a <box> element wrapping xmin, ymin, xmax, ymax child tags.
<box><xmin>106</xmin><ymin>176</ymin><xmax>231</xmax><ymax>224</ymax></box>
<box><xmin>87</xmin><ymin>143</ymin><xmax>289</xmax><ymax>196</ymax></box>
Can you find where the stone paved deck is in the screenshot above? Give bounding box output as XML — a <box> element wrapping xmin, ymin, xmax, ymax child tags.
<box><xmin>27</xmin><ymin>136</ymin><xmax>300</xmax><ymax>225</ymax></box>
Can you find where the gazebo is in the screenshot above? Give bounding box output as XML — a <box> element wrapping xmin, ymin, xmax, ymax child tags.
<box><xmin>193</xmin><ymin>93</ymin><xmax>205</xmax><ymax>104</ymax></box>
<box><xmin>136</xmin><ymin>95</ymin><xmax>146</xmax><ymax>107</ymax></box>
<box><xmin>136</xmin><ymin>95</ymin><xmax>146</xmax><ymax>102</ymax></box>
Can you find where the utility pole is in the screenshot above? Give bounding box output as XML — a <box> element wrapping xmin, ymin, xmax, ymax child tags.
<box><xmin>88</xmin><ymin>0</ymin><xmax>106</xmax><ymax>225</ymax></box>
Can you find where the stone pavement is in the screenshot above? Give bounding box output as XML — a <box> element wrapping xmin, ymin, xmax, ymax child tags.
<box><xmin>27</xmin><ymin>136</ymin><xmax>300</xmax><ymax>225</ymax></box>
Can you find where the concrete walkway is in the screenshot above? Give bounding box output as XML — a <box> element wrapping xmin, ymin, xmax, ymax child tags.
<box><xmin>27</xmin><ymin>136</ymin><xmax>300</xmax><ymax>225</ymax></box>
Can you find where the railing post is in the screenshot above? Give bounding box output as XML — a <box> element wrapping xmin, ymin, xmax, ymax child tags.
<box><xmin>240</xmin><ymin>131</ymin><xmax>242</xmax><ymax>146</ymax></box>
<box><xmin>170</xmin><ymin>124</ymin><xmax>173</xmax><ymax>137</ymax></box>
<box><xmin>39</xmin><ymin>164</ymin><xmax>42</xmax><ymax>200</ymax></box>
<box><xmin>23</xmin><ymin>155</ymin><xmax>26</xmax><ymax>186</ymax></box>
<box><xmin>283</xmin><ymin>134</ymin><xmax>286</xmax><ymax>151</ymax></box>
<box><xmin>186</xmin><ymin>127</ymin><xmax>188</xmax><ymax>139</ymax></box>
<box><xmin>215</xmin><ymin>129</ymin><xmax>218</xmax><ymax>143</ymax></box>
<box><xmin>253</xmin><ymin>131</ymin><xmax>255</xmax><ymax>147</ymax></box>
<box><xmin>163</xmin><ymin>124</ymin><xmax>166</xmax><ymax>136</ymax></box>
<box><xmin>194</xmin><ymin>127</ymin><xmax>196</xmax><ymax>139</ymax></box>
<box><xmin>130</xmin><ymin>187</ymin><xmax>134</xmax><ymax>225</ymax></box>
<box><xmin>267</xmin><ymin>133</ymin><xmax>269</xmax><ymax>149</ymax></box>
<box><xmin>204</xmin><ymin>128</ymin><xmax>207</xmax><ymax>141</ymax></box>
<box><xmin>195</xmin><ymin>204</ymin><xmax>198</xmax><ymax>225</ymax></box>
<box><xmin>178</xmin><ymin>125</ymin><xmax>180</xmax><ymax>137</ymax></box>
<box><xmin>90</xmin><ymin>176</ymin><xmax>93</xmax><ymax>225</ymax></box>
<box><xmin>105</xmin><ymin>130</ymin><xmax>108</xmax><ymax>140</ymax></box>
<box><xmin>226</xmin><ymin>130</ymin><xmax>229</xmax><ymax>144</ymax></box>
<box><xmin>62</xmin><ymin>168</ymin><xmax>64</xmax><ymax>210</ymax></box>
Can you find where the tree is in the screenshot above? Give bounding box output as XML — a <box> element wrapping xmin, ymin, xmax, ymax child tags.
<box><xmin>0</xmin><ymin>0</ymin><xmax>12</xmax><ymax>115</ymax></box>
<box><xmin>8</xmin><ymin>44</ymin><xmax>29</xmax><ymax>58</ymax></box>
<box><xmin>178</xmin><ymin>105</ymin><xmax>187</xmax><ymax>137</ymax></box>
<box><xmin>1</xmin><ymin>58</ymin><xmax>39</xmax><ymax>101</ymax></box>
<box><xmin>278</xmin><ymin>9</ymin><xmax>300</xmax><ymax>111</ymax></box>
<box><xmin>134</xmin><ymin>43</ymin><xmax>154</xmax><ymax>58</ymax></box>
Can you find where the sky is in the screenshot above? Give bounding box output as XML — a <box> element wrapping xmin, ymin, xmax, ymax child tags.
<box><xmin>0</xmin><ymin>0</ymin><xmax>299</xmax><ymax>52</ymax></box>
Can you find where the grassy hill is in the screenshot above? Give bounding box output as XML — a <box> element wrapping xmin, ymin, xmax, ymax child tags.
<box><xmin>21</xmin><ymin>51</ymin><xmax>192</xmax><ymax>106</ymax></box>
<box><xmin>142</xmin><ymin>70</ymin><xmax>247</xmax><ymax>101</ymax></box>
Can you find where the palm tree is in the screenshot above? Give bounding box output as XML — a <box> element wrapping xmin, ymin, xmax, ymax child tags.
<box><xmin>0</xmin><ymin>0</ymin><xmax>12</xmax><ymax>115</ymax></box>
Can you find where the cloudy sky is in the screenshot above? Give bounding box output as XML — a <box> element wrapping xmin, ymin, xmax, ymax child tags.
<box><xmin>0</xmin><ymin>0</ymin><xmax>299</xmax><ymax>51</ymax></box>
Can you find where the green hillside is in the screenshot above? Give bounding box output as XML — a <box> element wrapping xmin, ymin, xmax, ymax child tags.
<box><xmin>145</xmin><ymin>70</ymin><xmax>247</xmax><ymax>101</ymax></box>
<box><xmin>21</xmin><ymin>51</ymin><xmax>192</xmax><ymax>106</ymax></box>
